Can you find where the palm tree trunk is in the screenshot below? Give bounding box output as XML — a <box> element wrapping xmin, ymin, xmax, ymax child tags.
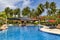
<box><xmin>6</xmin><ymin>16</ymin><xmax>7</xmax><ymax>24</ymax></box>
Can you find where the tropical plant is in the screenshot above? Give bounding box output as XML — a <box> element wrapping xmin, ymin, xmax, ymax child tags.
<box><xmin>9</xmin><ymin>9</ymin><xmax>14</xmax><ymax>18</ymax></box>
<box><xmin>30</xmin><ymin>9</ymin><xmax>36</xmax><ymax>18</ymax></box>
<box><xmin>47</xmin><ymin>10</ymin><xmax>52</xmax><ymax>16</ymax></box>
<box><xmin>50</xmin><ymin>2</ymin><xmax>56</xmax><ymax>14</ymax></box>
<box><xmin>22</xmin><ymin>7</ymin><xmax>31</xmax><ymax>17</ymax></box>
<box><xmin>57</xmin><ymin>9</ymin><xmax>60</xmax><ymax>15</ymax></box>
<box><xmin>5</xmin><ymin>7</ymin><xmax>11</xmax><ymax>18</ymax></box>
<box><xmin>0</xmin><ymin>11</ymin><xmax>6</xmax><ymax>18</ymax></box>
<box><xmin>44</xmin><ymin>1</ymin><xmax>50</xmax><ymax>9</ymax></box>
<box><xmin>17</xmin><ymin>8</ymin><xmax>20</xmax><ymax>18</ymax></box>
<box><xmin>9</xmin><ymin>8</ymin><xmax>20</xmax><ymax>18</ymax></box>
<box><xmin>37</xmin><ymin>4</ymin><xmax>44</xmax><ymax>16</ymax></box>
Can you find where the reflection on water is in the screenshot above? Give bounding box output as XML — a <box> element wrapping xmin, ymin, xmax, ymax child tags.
<box><xmin>0</xmin><ymin>26</ymin><xmax>60</xmax><ymax>40</ymax></box>
<box><xmin>0</xmin><ymin>29</ymin><xmax>8</xmax><ymax>33</ymax></box>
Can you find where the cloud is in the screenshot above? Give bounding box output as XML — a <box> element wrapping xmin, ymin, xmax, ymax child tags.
<box><xmin>22</xmin><ymin>0</ymin><xmax>31</xmax><ymax>8</ymax></box>
<box><xmin>0</xmin><ymin>0</ymin><xmax>20</xmax><ymax>11</ymax></box>
<box><xmin>15</xmin><ymin>0</ymin><xmax>33</xmax><ymax>9</ymax></box>
<box><xmin>0</xmin><ymin>0</ymin><xmax>32</xmax><ymax>11</ymax></box>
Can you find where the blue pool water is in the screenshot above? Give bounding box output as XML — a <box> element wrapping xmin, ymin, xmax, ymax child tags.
<box><xmin>0</xmin><ymin>26</ymin><xmax>60</xmax><ymax>40</ymax></box>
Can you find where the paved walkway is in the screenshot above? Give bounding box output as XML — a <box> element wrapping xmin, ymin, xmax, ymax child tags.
<box><xmin>40</xmin><ymin>25</ymin><xmax>60</xmax><ymax>35</ymax></box>
<box><xmin>0</xmin><ymin>24</ymin><xmax>8</xmax><ymax>30</ymax></box>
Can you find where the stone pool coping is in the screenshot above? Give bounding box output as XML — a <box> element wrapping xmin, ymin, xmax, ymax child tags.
<box><xmin>40</xmin><ymin>25</ymin><xmax>60</xmax><ymax>35</ymax></box>
<box><xmin>0</xmin><ymin>24</ymin><xmax>8</xmax><ymax>30</ymax></box>
<box><xmin>6</xmin><ymin>24</ymin><xmax>60</xmax><ymax>35</ymax></box>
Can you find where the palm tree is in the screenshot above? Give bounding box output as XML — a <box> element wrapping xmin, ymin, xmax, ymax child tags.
<box><xmin>44</xmin><ymin>1</ymin><xmax>50</xmax><ymax>9</ymax></box>
<box><xmin>47</xmin><ymin>10</ymin><xmax>52</xmax><ymax>16</ymax></box>
<box><xmin>22</xmin><ymin>7</ymin><xmax>31</xmax><ymax>17</ymax></box>
<box><xmin>16</xmin><ymin>8</ymin><xmax>20</xmax><ymax>18</ymax></box>
<box><xmin>44</xmin><ymin>1</ymin><xmax>50</xmax><ymax>16</ymax></box>
<box><xmin>32</xmin><ymin>9</ymin><xmax>35</xmax><ymax>13</ymax></box>
<box><xmin>5</xmin><ymin>7</ymin><xmax>11</xmax><ymax>24</ymax></box>
<box><xmin>30</xmin><ymin>9</ymin><xmax>35</xmax><ymax>18</ymax></box>
<box><xmin>36</xmin><ymin>4</ymin><xmax>44</xmax><ymax>16</ymax></box>
<box><xmin>14</xmin><ymin>9</ymin><xmax>18</xmax><ymax>18</ymax></box>
<box><xmin>9</xmin><ymin>9</ymin><xmax>14</xmax><ymax>18</ymax></box>
<box><xmin>57</xmin><ymin>9</ymin><xmax>60</xmax><ymax>15</ymax></box>
<box><xmin>50</xmin><ymin>2</ymin><xmax>56</xmax><ymax>15</ymax></box>
<box><xmin>13</xmin><ymin>8</ymin><xmax>20</xmax><ymax>18</ymax></box>
<box><xmin>50</xmin><ymin>2</ymin><xmax>56</xmax><ymax>9</ymax></box>
<box><xmin>5</xmin><ymin>7</ymin><xmax>10</xmax><ymax>17</ymax></box>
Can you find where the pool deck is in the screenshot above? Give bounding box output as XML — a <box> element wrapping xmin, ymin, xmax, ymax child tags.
<box><xmin>0</xmin><ymin>24</ymin><xmax>8</xmax><ymax>30</ymax></box>
<box><xmin>40</xmin><ymin>25</ymin><xmax>60</xmax><ymax>35</ymax></box>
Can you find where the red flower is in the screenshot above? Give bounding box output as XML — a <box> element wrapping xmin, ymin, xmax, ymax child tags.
<box><xmin>48</xmin><ymin>20</ymin><xmax>56</xmax><ymax>23</ymax></box>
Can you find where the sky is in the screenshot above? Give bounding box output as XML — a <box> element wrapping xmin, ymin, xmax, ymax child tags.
<box><xmin>0</xmin><ymin>0</ymin><xmax>60</xmax><ymax>15</ymax></box>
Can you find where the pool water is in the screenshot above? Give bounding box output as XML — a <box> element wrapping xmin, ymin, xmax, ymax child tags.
<box><xmin>0</xmin><ymin>26</ymin><xmax>60</xmax><ymax>40</ymax></box>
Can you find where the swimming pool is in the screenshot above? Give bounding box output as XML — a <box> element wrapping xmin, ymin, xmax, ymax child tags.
<box><xmin>0</xmin><ymin>26</ymin><xmax>60</xmax><ymax>40</ymax></box>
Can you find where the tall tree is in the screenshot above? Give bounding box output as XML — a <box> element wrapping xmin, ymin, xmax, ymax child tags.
<box><xmin>17</xmin><ymin>8</ymin><xmax>20</xmax><ymax>18</ymax></box>
<box><xmin>57</xmin><ymin>9</ymin><xmax>60</xmax><ymax>15</ymax></box>
<box><xmin>14</xmin><ymin>9</ymin><xmax>18</xmax><ymax>17</ymax></box>
<box><xmin>44</xmin><ymin>1</ymin><xmax>50</xmax><ymax>16</ymax></box>
<box><xmin>22</xmin><ymin>7</ymin><xmax>31</xmax><ymax>17</ymax></box>
<box><xmin>13</xmin><ymin>8</ymin><xmax>20</xmax><ymax>18</ymax></box>
<box><xmin>5</xmin><ymin>7</ymin><xmax>11</xmax><ymax>24</ymax></box>
<box><xmin>5</xmin><ymin>7</ymin><xmax>10</xmax><ymax>18</ymax></box>
<box><xmin>44</xmin><ymin>1</ymin><xmax>50</xmax><ymax>9</ymax></box>
<box><xmin>47</xmin><ymin>10</ymin><xmax>52</xmax><ymax>16</ymax></box>
<box><xmin>50</xmin><ymin>2</ymin><xmax>56</xmax><ymax>14</ymax></box>
<box><xmin>30</xmin><ymin>9</ymin><xmax>35</xmax><ymax>18</ymax></box>
<box><xmin>36</xmin><ymin>4</ymin><xmax>44</xmax><ymax>16</ymax></box>
<box><xmin>9</xmin><ymin>9</ymin><xmax>14</xmax><ymax>18</ymax></box>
